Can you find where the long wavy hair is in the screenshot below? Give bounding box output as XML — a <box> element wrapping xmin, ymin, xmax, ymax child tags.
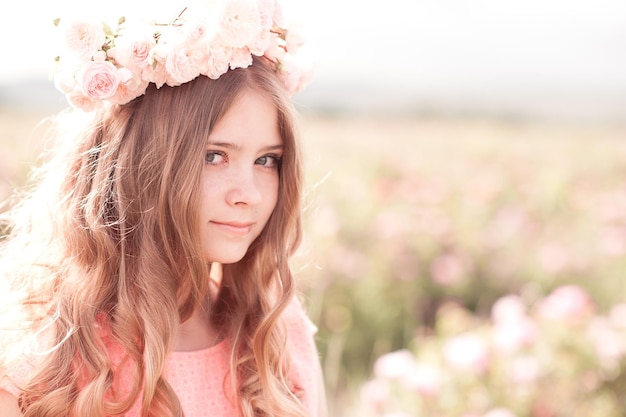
<box><xmin>0</xmin><ymin>57</ymin><xmax>306</xmax><ymax>417</ymax></box>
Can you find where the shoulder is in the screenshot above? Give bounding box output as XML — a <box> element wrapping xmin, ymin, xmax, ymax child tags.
<box><xmin>0</xmin><ymin>389</ymin><xmax>22</xmax><ymax>417</ymax></box>
<box><xmin>283</xmin><ymin>296</ymin><xmax>318</xmax><ymax>338</ymax></box>
<box><xmin>282</xmin><ymin>296</ymin><xmax>328</xmax><ymax>416</ymax></box>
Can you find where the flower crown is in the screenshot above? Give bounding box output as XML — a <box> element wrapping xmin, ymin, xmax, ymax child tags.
<box><xmin>52</xmin><ymin>0</ymin><xmax>314</xmax><ymax>112</ymax></box>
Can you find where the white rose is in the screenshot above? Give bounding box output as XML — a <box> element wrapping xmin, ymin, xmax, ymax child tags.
<box><xmin>217</xmin><ymin>0</ymin><xmax>263</xmax><ymax>48</ymax></box>
<box><xmin>61</xmin><ymin>20</ymin><xmax>106</xmax><ymax>60</ymax></box>
<box><xmin>204</xmin><ymin>44</ymin><xmax>232</xmax><ymax>79</ymax></box>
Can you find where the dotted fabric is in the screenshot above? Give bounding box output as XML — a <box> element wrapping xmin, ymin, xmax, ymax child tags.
<box><xmin>121</xmin><ymin>298</ymin><xmax>322</xmax><ymax>417</ymax></box>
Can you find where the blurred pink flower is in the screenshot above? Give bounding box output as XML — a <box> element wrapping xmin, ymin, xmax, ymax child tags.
<box><xmin>483</xmin><ymin>408</ymin><xmax>517</xmax><ymax>417</ymax></box>
<box><xmin>373</xmin><ymin>209</ymin><xmax>413</xmax><ymax>239</ymax></box>
<box><xmin>492</xmin><ymin>316</ymin><xmax>537</xmax><ymax>354</ymax></box>
<box><xmin>587</xmin><ymin>317</ymin><xmax>625</xmax><ymax>366</ymax></box>
<box><xmin>609</xmin><ymin>303</ymin><xmax>626</xmax><ymax>329</ymax></box>
<box><xmin>509</xmin><ymin>355</ymin><xmax>540</xmax><ymax>384</ymax></box>
<box><xmin>402</xmin><ymin>362</ymin><xmax>442</xmax><ymax>397</ymax></box>
<box><xmin>484</xmin><ymin>206</ymin><xmax>530</xmax><ymax>248</ymax></box>
<box><xmin>537</xmin><ymin>242</ymin><xmax>571</xmax><ymax>274</ymax></box>
<box><xmin>443</xmin><ymin>333</ymin><xmax>490</xmax><ymax>374</ymax></box>
<box><xmin>491</xmin><ymin>295</ymin><xmax>537</xmax><ymax>352</ymax></box>
<box><xmin>415</xmin><ymin>208</ymin><xmax>451</xmax><ymax>239</ymax></box>
<box><xmin>430</xmin><ymin>252</ymin><xmax>471</xmax><ymax>287</ymax></box>
<box><xmin>374</xmin><ymin>350</ymin><xmax>416</xmax><ymax>379</ymax></box>
<box><xmin>599</xmin><ymin>224</ymin><xmax>626</xmax><ymax>256</ymax></box>
<box><xmin>310</xmin><ymin>204</ymin><xmax>339</xmax><ymax>236</ymax></box>
<box><xmin>467</xmin><ymin>171</ymin><xmax>503</xmax><ymax>206</ymax></box>
<box><xmin>491</xmin><ymin>295</ymin><xmax>526</xmax><ymax>323</ymax></box>
<box><xmin>535</xmin><ymin>285</ymin><xmax>595</xmax><ymax>324</ymax></box>
<box><xmin>327</xmin><ymin>245</ymin><xmax>368</xmax><ymax>280</ymax></box>
<box><xmin>360</xmin><ymin>379</ymin><xmax>390</xmax><ymax>411</ymax></box>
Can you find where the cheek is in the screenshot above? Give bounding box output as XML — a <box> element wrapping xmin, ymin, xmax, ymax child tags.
<box><xmin>200</xmin><ymin>170</ymin><xmax>228</xmax><ymax>205</ymax></box>
<box><xmin>266</xmin><ymin>177</ymin><xmax>280</xmax><ymax>214</ymax></box>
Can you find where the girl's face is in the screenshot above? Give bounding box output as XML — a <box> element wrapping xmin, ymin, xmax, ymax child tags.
<box><xmin>199</xmin><ymin>89</ymin><xmax>282</xmax><ymax>264</ymax></box>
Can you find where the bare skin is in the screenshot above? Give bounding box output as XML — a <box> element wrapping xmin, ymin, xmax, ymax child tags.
<box><xmin>0</xmin><ymin>389</ymin><xmax>21</xmax><ymax>416</ymax></box>
<box><xmin>174</xmin><ymin>262</ymin><xmax>224</xmax><ymax>352</ymax></box>
<box><xmin>174</xmin><ymin>306</ymin><xmax>223</xmax><ymax>352</ymax></box>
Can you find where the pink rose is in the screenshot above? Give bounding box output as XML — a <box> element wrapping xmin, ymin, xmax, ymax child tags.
<box><xmin>187</xmin><ymin>21</ymin><xmax>212</xmax><ymax>41</ymax></box>
<box><xmin>80</xmin><ymin>61</ymin><xmax>120</xmax><ymax>100</ymax></box>
<box><xmin>141</xmin><ymin>44</ymin><xmax>171</xmax><ymax>88</ymax></box>
<box><xmin>165</xmin><ymin>46</ymin><xmax>204</xmax><ymax>86</ymax></box>
<box><xmin>229</xmin><ymin>47</ymin><xmax>253</xmax><ymax>70</ymax></box>
<box><xmin>106</xmin><ymin>21</ymin><xmax>157</xmax><ymax>70</ymax></box>
<box><xmin>257</xmin><ymin>0</ymin><xmax>277</xmax><ymax>29</ymax></box>
<box><xmin>205</xmin><ymin>46</ymin><xmax>233</xmax><ymax>79</ymax></box>
<box><xmin>290</xmin><ymin>59</ymin><xmax>316</xmax><ymax>93</ymax></box>
<box><xmin>62</xmin><ymin>20</ymin><xmax>106</xmax><ymax>60</ymax></box>
<box><xmin>108</xmin><ymin>40</ymin><xmax>153</xmax><ymax>70</ymax></box>
<box><xmin>248</xmin><ymin>28</ymin><xmax>272</xmax><ymax>56</ymax></box>
<box><xmin>272</xmin><ymin>0</ymin><xmax>285</xmax><ymax>27</ymax></box>
<box><xmin>53</xmin><ymin>69</ymin><xmax>77</xmax><ymax>94</ymax></box>
<box><xmin>281</xmin><ymin>62</ymin><xmax>304</xmax><ymax>93</ymax></box>
<box><xmin>263</xmin><ymin>35</ymin><xmax>286</xmax><ymax>62</ymax></box>
<box><xmin>66</xmin><ymin>90</ymin><xmax>100</xmax><ymax>112</ymax></box>
<box><xmin>284</xmin><ymin>24</ymin><xmax>307</xmax><ymax>54</ymax></box>
<box><xmin>109</xmin><ymin>69</ymin><xmax>149</xmax><ymax>105</ymax></box>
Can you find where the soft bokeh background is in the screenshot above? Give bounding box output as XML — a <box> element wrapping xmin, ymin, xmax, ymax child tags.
<box><xmin>2</xmin><ymin>1</ymin><xmax>626</xmax><ymax>416</ymax></box>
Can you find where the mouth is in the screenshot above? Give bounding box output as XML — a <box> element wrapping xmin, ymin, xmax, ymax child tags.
<box><xmin>210</xmin><ymin>221</ymin><xmax>254</xmax><ymax>235</ymax></box>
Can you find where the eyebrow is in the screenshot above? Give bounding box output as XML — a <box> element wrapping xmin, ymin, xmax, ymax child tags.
<box><xmin>208</xmin><ymin>141</ymin><xmax>284</xmax><ymax>152</ymax></box>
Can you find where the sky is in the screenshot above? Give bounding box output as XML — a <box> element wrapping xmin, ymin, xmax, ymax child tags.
<box><xmin>1</xmin><ymin>0</ymin><xmax>625</xmax><ymax>119</ymax></box>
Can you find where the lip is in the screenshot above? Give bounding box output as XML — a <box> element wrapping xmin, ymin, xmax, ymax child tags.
<box><xmin>210</xmin><ymin>221</ymin><xmax>254</xmax><ymax>235</ymax></box>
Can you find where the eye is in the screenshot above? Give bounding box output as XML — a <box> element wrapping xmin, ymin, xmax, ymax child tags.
<box><xmin>255</xmin><ymin>154</ymin><xmax>281</xmax><ymax>168</ymax></box>
<box><xmin>205</xmin><ymin>151</ymin><xmax>226</xmax><ymax>165</ymax></box>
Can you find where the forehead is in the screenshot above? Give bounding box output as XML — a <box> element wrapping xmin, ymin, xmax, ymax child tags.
<box><xmin>208</xmin><ymin>90</ymin><xmax>282</xmax><ymax>146</ymax></box>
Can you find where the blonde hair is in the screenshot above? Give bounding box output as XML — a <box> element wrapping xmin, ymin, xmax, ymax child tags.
<box><xmin>0</xmin><ymin>57</ymin><xmax>306</xmax><ymax>417</ymax></box>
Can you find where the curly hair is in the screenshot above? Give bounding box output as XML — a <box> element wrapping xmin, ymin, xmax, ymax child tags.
<box><xmin>0</xmin><ymin>57</ymin><xmax>306</xmax><ymax>417</ymax></box>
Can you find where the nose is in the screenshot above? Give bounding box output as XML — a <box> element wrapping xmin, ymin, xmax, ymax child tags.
<box><xmin>225</xmin><ymin>167</ymin><xmax>262</xmax><ymax>206</ymax></box>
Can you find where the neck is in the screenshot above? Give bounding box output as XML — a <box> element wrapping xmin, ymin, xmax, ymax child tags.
<box><xmin>173</xmin><ymin>306</ymin><xmax>222</xmax><ymax>352</ymax></box>
<box><xmin>173</xmin><ymin>262</ymin><xmax>224</xmax><ymax>352</ymax></box>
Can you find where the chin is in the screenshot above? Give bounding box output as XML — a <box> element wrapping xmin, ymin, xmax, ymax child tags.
<box><xmin>205</xmin><ymin>250</ymin><xmax>248</xmax><ymax>265</ymax></box>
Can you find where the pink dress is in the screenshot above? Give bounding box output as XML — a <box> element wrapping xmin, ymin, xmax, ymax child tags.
<box><xmin>2</xmin><ymin>299</ymin><xmax>325</xmax><ymax>417</ymax></box>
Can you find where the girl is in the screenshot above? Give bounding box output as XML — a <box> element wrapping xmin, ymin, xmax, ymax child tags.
<box><xmin>0</xmin><ymin>2</ymin><xmax>324</xmax><ymax>416</ymax></box>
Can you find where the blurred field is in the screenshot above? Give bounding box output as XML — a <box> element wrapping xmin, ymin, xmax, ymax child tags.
<box><xmin>296</xmin><ymin>114</ymin><xmax>626</xmax><ymax>416</ymax></box>
<box><xmin>2</xmin><ymin>108</ymin><xmax>626</xmax><ymax>416</ymax></box>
